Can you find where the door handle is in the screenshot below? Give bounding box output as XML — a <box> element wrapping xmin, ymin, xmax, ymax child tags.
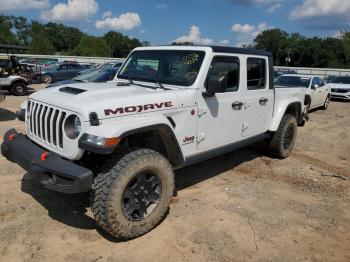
<box><xmin>259</xmin><ymin>98</ymin><xmax>268</xmax><ymax>104</ymax></box>
<box><xmin>232</xmin><ymin>101</ymin><xmax>244</xmax><ymax>110</ymax></box>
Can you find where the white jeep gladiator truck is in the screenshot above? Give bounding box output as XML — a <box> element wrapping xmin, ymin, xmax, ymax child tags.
<box><xmin>1</xmin><ymin>46</ymin><xmax>309</xmax><ymax>239</ymax></box>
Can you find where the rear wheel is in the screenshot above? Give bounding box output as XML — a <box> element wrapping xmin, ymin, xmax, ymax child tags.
<box><xmin>269</xmin><ymin>114</ymin><xmax>297</xmax><ymax>159</ymax></box>
<box><xmin>10</xmin><ymin>82</ymin><xmax>28</xmax><ymax>96</ymax></box>
<box><xmin>91</xmin><ymin>149</ymin><xmax>174</xmax><ymax>239</ymax></box>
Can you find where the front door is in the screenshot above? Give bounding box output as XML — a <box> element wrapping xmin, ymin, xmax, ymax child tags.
<box><xmin>197</xmin><ymin>55</ymin><xmax>245</xmax><ymax>150</ymax></box>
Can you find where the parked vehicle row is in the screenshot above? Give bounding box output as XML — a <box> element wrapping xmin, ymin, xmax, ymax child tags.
<box><xmin>275</xmin><ymin>74</ymin><xmax>331</xmax><ymax>110</ymax></box>
<box><xmin>328</xmin><ymin>76</ymin><xmax>350</xmax><ymax>101</ymax></box>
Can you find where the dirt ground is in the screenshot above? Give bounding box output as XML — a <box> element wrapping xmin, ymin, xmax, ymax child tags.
<box><xmin>0</xmin><ymin>85</ymin><xmax>349</xmax><ymax>262</ymax></box>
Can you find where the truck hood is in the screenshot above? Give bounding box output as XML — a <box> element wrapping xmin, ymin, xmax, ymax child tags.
<box><xmin>328</xmin><ymin>83</ymin><xmax>350</xmax><ymax>89</ymax></box>
<box><xmin>275</xmin><ymin>87</ymin><xmax>306</xmax><ymax>101</ymax></box>
<box><xmin>29</xmin><ymin>82</ymin><xmax>181</xmax><ymax>121</ymax></box>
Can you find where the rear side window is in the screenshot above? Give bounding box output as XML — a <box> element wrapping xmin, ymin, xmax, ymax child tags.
<box><xmin>208</xmin><ymin>56</ymin><xmax>240</xmax><ymax>92</ymax></box>
<box><xmin>69</xmin><ymin>64</ymin><xmax>82</xmax><ymax>69</ymax></box>
<box><xmin>247</xmin><ymin>58</ymin><xmax>266</xmax><ymax>90</ymax></box>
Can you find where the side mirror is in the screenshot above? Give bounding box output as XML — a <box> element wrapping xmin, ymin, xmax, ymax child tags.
<box><xmin>205</xmin><ymin>75</ymin><xmax>227</xmax><ymax>95</ymax></box>
<box><xmin>311</xmin><ymin>84</ymin><xmax>318</xmax><ymax>89</ymax></box>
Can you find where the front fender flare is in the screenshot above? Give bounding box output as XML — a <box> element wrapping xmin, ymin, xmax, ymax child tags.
<box><xmin>81</xmin><ymin>114</ymin><xmax>184</xmax><ymax>166</ymax></box>
<box><xmin>269</xmin><ymin>99</ymin><xmax>303</xmax><ymax>132</ymax></box>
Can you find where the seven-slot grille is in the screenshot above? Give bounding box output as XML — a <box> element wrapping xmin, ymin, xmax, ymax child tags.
<box><xmin>27</xmin><ymin>100</ymin><xmax>67</xmax><ymax>149</ymax></box>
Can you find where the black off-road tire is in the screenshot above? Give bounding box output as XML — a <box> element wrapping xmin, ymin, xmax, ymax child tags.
<box><xmin>10</xmin><ymin>82</ymin><xmax>28</xmax><ymax>96</ymax></box>
<box><xmin>323</xmin><ymin>95</ymin><xmax>330</xmax><ymax>110</ymax></box>
<box><xmin>91</xmin><ymin>149</ymin><xmax>174</xmax><ymax>240</ymax></box>
<box><xmin>269</xmin><ymin>114</ymin><xmax>297</xmax><ymax>159</ymax></box>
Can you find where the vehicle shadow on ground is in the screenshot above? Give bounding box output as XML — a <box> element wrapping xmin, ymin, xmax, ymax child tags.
<box><xmin>20</xmin><ymin>144</ymin><xmax>267</xmax><ymax>242</ymax></box>
<box><xmin>175</xmin><ymin>145</ymin><xmax>264</xmax><ymax>191</ymax></box>
<box><xmin>0</xmin><ymin>108</ymin><xmax>17</xmax><ymax>121</ymax></box>
<box><xmin>0</xmin><ymin>87</ymin><xmax>36</xmax><ymax>96</ymax></box>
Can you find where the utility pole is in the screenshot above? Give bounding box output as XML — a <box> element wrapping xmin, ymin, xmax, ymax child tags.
<box><xmin>285</xmin><ymin>48</ymin><xmax>292</xmax><ymax>66</ymax></box>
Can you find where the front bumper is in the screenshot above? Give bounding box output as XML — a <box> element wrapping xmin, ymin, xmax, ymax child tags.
<box><xmin>1</xmin><ymin>129</ymin><xmax>93</xmax><ymax>194</ymax></box>
<box><xmin>331</xmin><ymin>92</ymin><xmax>350</xmax><ymax>100</ymax></box>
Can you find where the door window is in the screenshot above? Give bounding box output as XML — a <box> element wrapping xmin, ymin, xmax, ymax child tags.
<box><xmin>207</xmin><ymin>56</ymin><xmax>240</xmax><ymax>92</ymax></box>
<box><xmin>247</xmin><ymin>58</ymin><xmax>266</xmax><ymax>90</ymax></box>
<box><xmin>69</xmin><ymin>64</ymin><xmax>82</xmax><ymax>69</ymax></box>
<box><xmin>317</xmin><ymin>78</ymin><xmax>325</xmax><ymax>87</ymax></box>
<box><xmin>311</xmin><ymin>78</ymin><xmax>319</xmax><ymax>88</ymax></box>
<box><xmin>60</xmin><ymin>64</ymin><xmax>68</xmax><ymax>70</ymax></box>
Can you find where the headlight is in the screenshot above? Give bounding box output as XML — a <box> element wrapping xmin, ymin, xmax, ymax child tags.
<box><xmin>83</xmin><ymin>134</ymin><xmax>120</xmax><ymax>147</ymax></box>
<box><xmin>64</xmin><ymin>114</ymin><xmax>81</xmax><ymax>139</ymax></box>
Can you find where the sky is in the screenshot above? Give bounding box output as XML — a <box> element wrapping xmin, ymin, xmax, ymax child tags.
<box><xmin>1</xmin><ymin>0</ymin><xmax>349</xmax><ymax>46</ymax></box>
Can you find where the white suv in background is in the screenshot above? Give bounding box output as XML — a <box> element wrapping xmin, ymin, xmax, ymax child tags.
<box><xmin>275</xmin><ymin>74</ymin><xmax>331</xmax><ymax>110</ymax></box>
<box><xmin>328</xmin><ymin>76</ymin><xmax>350</xmax><ymax>101</ymax></box>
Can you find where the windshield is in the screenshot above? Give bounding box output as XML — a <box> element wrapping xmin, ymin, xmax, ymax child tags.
<box><xmin>118</xmin><ymin>50</ymin><xmax>205</xmax><ymax>86</ymax></box>
<box><xmin>330</xmin><ymin>77</ymin><xmax>350</xmax><ymax>84</ymax></box>
<box><xmin>275</xmin><ymin>76</ymin><xmax>311</xmax><ymax>88</ymax></box>
<box><xmin>74</xmin><ymin>69</ymin><xmax>113</xmax><ymax>82</ymax></box>
<box><xmin>46</xmin><ymin>63</ymin><xmax>59</xmax><ymax>70</ymax></box>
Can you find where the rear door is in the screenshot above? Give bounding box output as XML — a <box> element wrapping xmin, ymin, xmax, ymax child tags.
<box><xmin>68</xmin><ymin>64</ymin><xmax>82</xmax><ymax>78</ymax></box>
<box><xmin>317</xmin><ymin>77</ymin><xmax>328</xmax><ymax>104</ymax></box>
<box><xmin>55</xmin><ymin>64</ymin><xmax>69</xmax><ymax>80</ymax></box>
<box><xmin>310</xmin><ymin>77</ymin><xmax>322</xmax><ymax>108</ymax></box>
<box><xmin>197</xmin><ymin>55</ymin><xmax>245</xmax><ymax>150</ymax></box>
<box><xmin>241</xmin><ymin>57</ymin><xmax>274</xmax><ymax>138</ymax></box>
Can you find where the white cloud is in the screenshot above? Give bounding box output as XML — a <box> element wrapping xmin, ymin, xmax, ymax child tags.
<box><xmin>156</xmin><ymin>4</ymin><xmax>167</xmax><ymax>9</ymax></box>
<box><xmin>103</xmin><ymin>11</ymin><xmax>112</xmax><ymax>18</ymax></box>
<box><xmin>231</xmin><ymin>23</ymin><xmax>255</xmax><ymax>33</ymax></box>
<box><xmin>140</xmin><ymin>29</ymin><xmax>146</xmax><ymax>34</ymax></box>
<box><xmin>0</xmin><ymin>0</ymin><xmax>49</xmax><ymax>11</ymax></box>
<box><xmin>96</xmin><ymin>12</ymin><xmax>141</xmax><ymax>31</ymax></box>
<box><xmin>219</xmin><ymin>40</ymin><xmax>230</xmax><ymax>46</ymax></box>
<box><xmin>230</xmin><ymin>0</ymin><xmax>285</xmax><ymax>13</ymax></box>
<box><xmin>40</xmin><ymin>0</ymin><xmax>98</xmax><ymax>21</ymax></box>
<box><xmin>289</xmin><ymin>0</ymin><xmax>350</xmax><ymax>29</ymax></box>
<box><xmin>230</xmin><ymin>0</ymin><xmax>283</xmax><ymax>5</ymax></box>
<box><xmin>290</xmin><ymin>0</ymin><xmax>350</xmax><ymax>19</ymax></box>
<box><xmin>267</xmin><ymin>2</ymin><xmax>282</xmax><ymax>13</ymax></box>
<box><xmin>232</xmin><ymin>22</ymin><xmax>272</xmax><ymax>46</ymax></box>
<box><xmin>173</xmin><ymin>25</ymin><xmax>214</xmax><ymax>45</ymax></box>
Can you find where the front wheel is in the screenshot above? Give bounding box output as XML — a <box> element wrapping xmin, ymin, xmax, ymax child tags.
<box><xmin>91</xmin><ymin>149</ymin><xmax>174</xmax><ymax>240</ymax></box>
<box><xmin>269</xmin><ymin>114</ymin><xmax>297</xmax><ymax>159</ymax></box>
<box><xmin>42</xmin><ymin>74</ymin><xmax>53</xmax><ymax>84</ymax></box>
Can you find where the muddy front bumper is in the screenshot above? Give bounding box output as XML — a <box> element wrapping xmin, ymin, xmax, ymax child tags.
<box><xmin>1</xmin><ymin>129</ymin><xmax>93</xmax><ymax>194</ymax></box>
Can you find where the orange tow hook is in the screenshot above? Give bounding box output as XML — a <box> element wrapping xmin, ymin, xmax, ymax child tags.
<box><xmin>40</xmin><ymin>152</ymin><xmax>49</xmax><ymax>161</ymax></box>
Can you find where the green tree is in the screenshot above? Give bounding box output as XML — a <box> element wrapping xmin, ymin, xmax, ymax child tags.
<box><xmin>341</xmin><ymin>32</ymin><xmax>350</xmax><ymax>66</ymax></box>
<box><xmin>255</xmin><ymin>29</ymin><xmax>288</xmax><ymax>66</ymax></box>
<box><xmin>28</xmin><ymin>20</ymin><xmax>56</xmax><ymax>54</ymax></box>
<box><xmin>104</xmin><ymin>31</ymin><xmax>142</xmax><ymax>57</ymax></box>
<box><xmin>45</xmin><ymin>22</ymin><xmax>85</xmax><ymax>53</ymax></box>
<box><xmin>10</xmin><ymin>16</ymin><xmax>31</xmax><ymax>46</ymax></box>
<box><xmin>0</xmin><ymin>15</ymin><xmax>17</xmax><ymax>44</ymax></box>
<box><xmin>71</xmin><ymin>36</ymin><xmax>110</xmax><ymax>57</ymax></box>
<box><xmin>29</xmin><ymin>33</ymin><xmax>56</xmax><ymax>54</ymax></box>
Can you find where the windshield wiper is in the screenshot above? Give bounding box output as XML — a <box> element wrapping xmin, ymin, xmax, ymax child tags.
<box><xmin>128</xmin><ymin>74</ymin><xmax>134</xmax><ymax>85</ymax></box>
<box><xmin>153</xmin><ymin>79</ymin><xmax>170</xmax><ymax>90</ymax></box>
